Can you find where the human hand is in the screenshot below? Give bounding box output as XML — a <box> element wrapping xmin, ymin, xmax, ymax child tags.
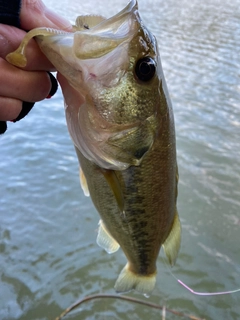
<box><xmin>0</xmin><ymin>0</ymin><xmax>72</xmax><ymax>132</ymax></box>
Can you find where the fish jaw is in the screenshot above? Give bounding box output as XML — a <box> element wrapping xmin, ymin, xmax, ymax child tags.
<box><xmin>36</xmin><ymin>0</ymin><xmax>139</xmax><ymax>92</ymax></box>
<box><xmin>35</xmin><ymin>0</ymin><xmax>162</xmax><ymax>171</ymax></box>
<box><xmin>5</xmin><ymin>0</ymin><xmax>181</xmax><ymax>297</ymax></box>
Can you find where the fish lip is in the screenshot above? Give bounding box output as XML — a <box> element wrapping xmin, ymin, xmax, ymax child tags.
<box><xmin>81</xmin><ymin>0</ymin><xmax>138</xmax><ymax>33</ymax></box>
<box><xmin>36</xmin><ymin>0</ymin><xmax>142</xmax><ymax>90</ymax></box>
<box><xmin>38</xmin><ymin>0</ymin><xmax>160</xmax><ymax>171</ymax></box>
<box><xmin>71</xmin><ymin>0</ymin><xmax>140</xmax><ymax>60</ymax></box>
<box><xmin>38</xmin><ymin>0</ymin><xmax>140</xmax><ymax>62</ymax></box>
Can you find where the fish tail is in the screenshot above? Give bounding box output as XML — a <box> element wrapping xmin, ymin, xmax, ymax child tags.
<box><xmin>114</xmin><ymin>263</ymin><xmax>156</xmax><ymax>296</ymax></box>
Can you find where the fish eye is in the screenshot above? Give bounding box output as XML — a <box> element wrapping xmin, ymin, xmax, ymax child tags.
<box><xmin>135</xmin><ymin>57</ymin><xmax>156</xmax><ymax>82</ymax></box>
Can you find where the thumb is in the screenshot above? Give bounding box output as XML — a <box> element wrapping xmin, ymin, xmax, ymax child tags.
<box><xmin>20</xmin><ymin>0</ymin><xmax>72</xmax><ymax>31</ymax></box>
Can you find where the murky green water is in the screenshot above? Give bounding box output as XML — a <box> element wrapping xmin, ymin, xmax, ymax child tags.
<box><xmin>1</xmin><ymin>0</ymin><xmax>240</xmax><ymax>319</ymax></box>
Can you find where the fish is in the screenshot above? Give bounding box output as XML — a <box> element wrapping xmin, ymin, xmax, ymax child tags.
<box><xmin>7</xmin><ymin>0</ymin><xmax>181</xmax><ymax>296</ymax></box>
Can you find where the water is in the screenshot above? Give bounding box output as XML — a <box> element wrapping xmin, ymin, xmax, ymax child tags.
<box><xmin>1</xmin><ymin>0</ymin><xmax>239</xmax><ymax>319</ymax></box>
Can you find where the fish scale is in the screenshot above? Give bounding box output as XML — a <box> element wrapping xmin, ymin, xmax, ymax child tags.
<box><xmin>75</xmin><ymin>80</ymin><xmax>178</xmax><ymax>279</ymax></box>
<box><xmin>6</xmin><ymin>0</ymin><xmax>181</xmax><ymax>295</ymax></box>
<box><xmin>95</xmin><ymin>75</ymin><xmax>159</xmax><ymax>124</ymax></box>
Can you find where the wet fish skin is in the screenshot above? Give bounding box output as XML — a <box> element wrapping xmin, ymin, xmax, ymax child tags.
<box><xmin>74</xmin><ymin>78</ymin><xmax>180</xmax><ymax>295</ymax></box>
<box><xmin>75</xmin><ymin>87</ymin><xmax>177</xmax><ymax>277</ymax></box>
<box><xmin>6</xmin><ymin>0</ymin><xmax>181</xmax><ymax>295</ymax></box>
<box><xmin>71</xmin><ymin>2</ymin><xmax>181</xmax><ymax>293</ymax></box>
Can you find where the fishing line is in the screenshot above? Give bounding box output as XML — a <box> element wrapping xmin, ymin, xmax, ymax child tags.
<box><xmin>177</xmin><ymin>279</ymin><xmax>240</xmax><ymax>296</ymax></box>
<box><xmin>163</xmin><ymin>259</ymin><xmax>240</xmax><ymax>296</ymax></box>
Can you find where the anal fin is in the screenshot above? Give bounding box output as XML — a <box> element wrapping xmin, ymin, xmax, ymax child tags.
<box><xmin>97</xmin><ymin>220</ymin><xmax>120</xmax><ymax>254</ymax></box>
<box><xmin>163</xmin><ymin>210</ymin><xmax>181</xmax><ymax>266</ymax></box>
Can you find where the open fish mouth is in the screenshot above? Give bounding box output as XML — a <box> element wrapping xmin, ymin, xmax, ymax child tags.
<box><xmin>36</xmin><ymin>0</ymin><xmax>140</xmax><ymax>89</ymax></box>
<box><xmin>37</xmin><ymin>0</ymin><xmax>159</xmax><ymax>170</ymax></box>
<box><xmin>6</xmin><ymin>0</ymin><xmax>181</xmax><ymax>296</ymax></box>
<box><xmin>38</xmin><ymin>0</ymin><xmax>155</xmax><ymax>170</ymax></box>
<box><xmin>6</xmin><ymin>0</ymin><xmax>159</xmax><ymax>170</ymax></box>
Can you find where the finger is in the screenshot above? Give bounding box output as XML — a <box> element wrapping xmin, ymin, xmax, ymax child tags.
<box><xmin>0</xmin><ymin>59</ymin><xmax>53</xmax><ymax>102</ymax></box>
<box><xmin>0</xmin><ymin>97</ymin><xmax>22</xmax><ymax>121</ymax></box>
<box><xmin>0</xmin><ymin>24</ymin><xmax>55</xmax><ymax>71</ymax></box>
<box><xmin>20</xmin><ymin>0</ymin><xmax>72</xmax><ymax>31</ymax></box>
<box><xmin>0</xmin><ymin>74</ymin><xmax>57</xmax><ymax>122</ymax></box>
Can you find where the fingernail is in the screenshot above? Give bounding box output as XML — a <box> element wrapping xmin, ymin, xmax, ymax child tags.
<box><xmin>12</xmin><ymin>101</ymin><xmax>35</xmax><ymax>122</ymax></box>
<box><xmin>0</xmin><ymin>121</ymin><xmax>7</xmax><ymax>134</ymax></box>
<box><xmin>46</xmin><ymin>72</ymin><xmax>58</xmax><ymax>99</ymax></box>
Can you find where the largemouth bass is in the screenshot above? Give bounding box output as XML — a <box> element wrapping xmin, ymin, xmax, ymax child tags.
<box><xmin>7</xmin><ymin>0</ymin><xmax>181</xmax><ymax>295</ymax></box>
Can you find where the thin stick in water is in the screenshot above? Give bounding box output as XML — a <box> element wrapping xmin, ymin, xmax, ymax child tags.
<box><xmin>54</xmin><ymin>293</ymin><xmax>206</xmax><ymax>320</ymax></box>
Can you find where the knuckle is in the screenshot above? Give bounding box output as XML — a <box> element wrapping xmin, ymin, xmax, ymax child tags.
<box><xmin>23</xmin><ymin>0</ymin><xmax>45</xmax><ymax>14</ymax></box>
<box><xmin>28</xmin><ymin>72</ymin><xmax>51</xmax><ymax>101</ymax></box>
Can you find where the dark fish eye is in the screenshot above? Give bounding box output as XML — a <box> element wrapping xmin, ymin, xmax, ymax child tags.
<box><xmin>135</xmin><ymin>57</ymin><xmax>156</xmax><ymax>82</ymax></box>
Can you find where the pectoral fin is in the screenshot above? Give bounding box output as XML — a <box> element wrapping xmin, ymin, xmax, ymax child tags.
<box><xmin>97</xmin><ymin>220</ymin><xmax>120</xmax><ymax>254</ymax></box>
<box><xmin>163</xmin><ymin>211</ymin><xmax>181</xmax><ymax>266</ymax></box>
<box><xmin>100</xmin><ymin>168</ymin><xmax>125</xmax><ymax>215</ymax></box>
<box><xmin>79</xmin><ymin>167</ymin><xmax>89</xmax><ymax>197</ymax></box>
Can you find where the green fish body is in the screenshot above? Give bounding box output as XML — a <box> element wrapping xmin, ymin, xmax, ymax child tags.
<box><xmin>7</xmin><ymin>0</ymin><xmax>181</xmax><ymax>295</ymax></box>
